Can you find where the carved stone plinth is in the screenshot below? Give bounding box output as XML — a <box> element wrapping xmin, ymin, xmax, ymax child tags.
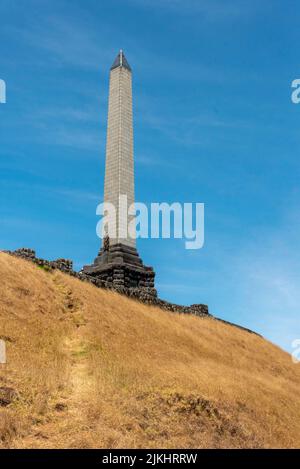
<box><xmin>82</xmin><ymin>243</ymin><xmax>157</xmax><ymax>299</ymax></box>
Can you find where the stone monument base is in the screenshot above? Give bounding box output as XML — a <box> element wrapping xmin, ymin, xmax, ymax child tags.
<box><xmin>82</xmin><ymin>243</ymin><xmax>157</xmax><ymax>300</ymax></box>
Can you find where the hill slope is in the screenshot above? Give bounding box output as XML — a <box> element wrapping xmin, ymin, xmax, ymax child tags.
<box><xmin>0</xmin><ymin>252</ymin><xmax>299</xmax><ymax>449</ymax></box>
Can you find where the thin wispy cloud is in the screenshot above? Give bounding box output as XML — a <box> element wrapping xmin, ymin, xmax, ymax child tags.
<box><xmin>137</xmin><ymin>107</ymin><xmax>254</xmax><ymax>148</ymax></box>
<box><xmin>129</xmin><ymin>0</ymin><xmax>260</xmax><ymax>22</ymax></box>
<box><xmin>222</xmin><ymin>203</ymin><xmax>300</xmax><ymax>350</ymax></box>
<box><xmin>35</xmin><ymin>107</ymin><xmax>101</xmax><ymax>123</ymax></box>
<box><xmin>2</xmin><ymin>2</ymin><xmax>263</xmax><ymax>85</ymax></box>
<box><xmin>6</xmin><ymin>15</ymin><xmax>113</xmax><ymax>71</ymax></box>
<box><xmin>55</xmin><ymin>188</ymin><xmax>102</xmax><ymax>203</ymax></box>
<box><xmin>1</xmin><ymin>179</ymin><xmax>101</xmax><ymax>205</ymax></box>
<box><xmin>136</xmin><ymin>153</ymin><xmax>180</xmax><ymax>169</ymax></box>
<box><xmin>38</xmin><ymin>127</ymin><xmax>104</xmax><ymax>150</ymax></box>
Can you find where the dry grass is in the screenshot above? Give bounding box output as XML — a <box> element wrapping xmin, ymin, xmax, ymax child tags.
<box><xmin>0</xmin><ymin>252</ymin><xmax>299</xmax><ymax>448</ymax></box>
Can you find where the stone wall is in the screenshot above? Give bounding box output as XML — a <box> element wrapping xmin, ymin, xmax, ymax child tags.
<box><xmin>2</xmin><ymin>248</ymin><xmax>262</xmax><ymax>334</ymax></box>
<box><xmin>2</xmin><ymin>248</ymin><xmax>209</xmax><ymax>318</ymax></box>
<box><xmin>4</xmin><ymin>248</ymin><xmax>74</xmax><ymax>274</ymax></box>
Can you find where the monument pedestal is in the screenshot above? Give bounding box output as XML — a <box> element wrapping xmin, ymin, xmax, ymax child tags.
<box><xmin>82</xmin><ymin>243</ymin><xmax>157</xmax><ymax>298</ymax></box>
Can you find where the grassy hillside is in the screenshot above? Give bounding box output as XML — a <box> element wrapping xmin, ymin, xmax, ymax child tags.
<box><xmin>0</xmin><ymin>252</ymin><xmax>299</xmax><ymax>448</ymax></box>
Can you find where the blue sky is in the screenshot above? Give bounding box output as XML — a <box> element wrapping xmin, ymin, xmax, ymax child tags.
<box><xmin>0</xmin><ymin>0</ymin><xmax>299</xmax><ymax>352</ymax></box>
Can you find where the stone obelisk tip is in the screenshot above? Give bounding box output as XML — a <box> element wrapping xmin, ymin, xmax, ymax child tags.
<box><xmin>110</xmin><ymin>50</ymin><xmax>131</xmax><ymax>72</ymax></box>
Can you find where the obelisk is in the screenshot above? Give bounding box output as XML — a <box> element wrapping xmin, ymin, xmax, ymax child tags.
<box><xmin>103</xmin><ymin>50</ymin><xmax>135</xmax><ymax>248</ymax></box>
<box><xmin>83</xmin><ymin>51</ymin><xmax>156</xmax><ymax>296</ymax></box>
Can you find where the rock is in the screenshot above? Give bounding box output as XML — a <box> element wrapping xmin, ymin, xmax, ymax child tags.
<box><xmin>54</xmin><ymin>402</ymin><xmax>68</xmax><ymax>412</ymax></box>
<box><xmin>0</xmin><ymin>387</ymin><xmax>19</xmax><ymax>407</ymax></box>
<box><xmin>0</xmin><ymin>335</ymin><xmax>14</xmax><ymax>343</ymax></box>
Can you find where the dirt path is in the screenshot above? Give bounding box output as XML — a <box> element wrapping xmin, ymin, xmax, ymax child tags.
<box><xmin>16</xmin><ymin>275</ymin><xmax>94</xmax><ymax>448</ymax></box>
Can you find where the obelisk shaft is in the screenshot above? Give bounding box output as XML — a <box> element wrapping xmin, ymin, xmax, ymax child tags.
<box><xmin>103</xmin><ymin>50</ymin><xmax>135</xmax><ymax>248</ymax></box>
